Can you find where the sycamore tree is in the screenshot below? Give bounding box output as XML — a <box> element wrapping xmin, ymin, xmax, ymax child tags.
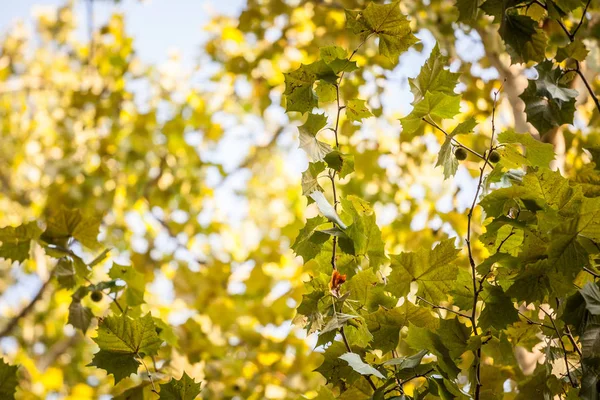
<box><xmin>1</xmin><ymin>0</ymin><xmax>600</xmax><ymax>399</ymax></box>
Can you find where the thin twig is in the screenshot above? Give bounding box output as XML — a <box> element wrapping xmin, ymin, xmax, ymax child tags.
<box><xmin>421</xmin><ymin>118</ymin><xmax>490</xmax><ymax>166</ymax></box>
<box><xmin>565</xmin><ymin>325</ymin><xmax>582</xmax><ymax>358</ymax></box>
<box><xmin>137</xmin><ymin>354</ymin><xmax>158</xmax><ymax>394</ymax></box>
<box><xmin>540</xmin><ymin>307</ymin><xmax>577</xmax><ymax>388</ymax></box>
<box><xmin>416</xmin><ymin>296</ymin><xmax>471</xmax><ymax>319</ymax></box>
<box><xmin>399</xmin><ymin>368</ymin><xmax>435</xmax><ymax>385</ymax></box>
<box><xmin>584</xmin><ymin>266</ymin><xmax>600</xmax><ymax>279</ymax></box>
<box><xmin>518</xmin><ymin>311</ymin><xmax>553</xmax><ymax>330</ymax></box>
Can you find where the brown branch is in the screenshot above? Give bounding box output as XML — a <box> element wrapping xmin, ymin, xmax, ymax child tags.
<box><xmin>0</xmin><ymin>269</ymin><xmax>55</xmax><ymax>338</ymax></box>
<box><xmin>517</xmin><ymin>310</ymin><xmax>553</xmax><ymax>330</ymax></box>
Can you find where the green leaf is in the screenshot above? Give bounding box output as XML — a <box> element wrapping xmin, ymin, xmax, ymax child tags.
<box><xmin>341</xmin><ymin>196</ymin><xmax>387</xmax><ymax>268</ymax></box>
<box><xmin>409</xmin><ymin>43</ymin><xmax>460</xmax><ymax>104</ymax></box>
<box><xmin>68</xmin><ymin>300</ymin><xmax>94</xmax><ymax>333</ymax></box>
<box><xmin>581</xmin><ymin>283</ymin><xmax>600</xmax><ymax>315</ymax></box>
<box><xmin>325</xmin><ymin>151</ymin><xmax>355</xmax><ymax>179</ymax></box>
<box><xmin>291</xmin><ymin>216</ymin><xmax>329</xmax><ymax>263</ymax></box>
<box><xmin>298</xmin><ymin>113</ymin><xmax>332</xmax><ymax>161</ymax></box>
<box><xmin>456</xmin><ymin>0</ymin><xmax>481</xmax><ymax>23</ymax></box>
<box><xmin>400</xmin><ymin>92</ymin><xmax>461</xmax><ymax>140</ymax></box>
<box><xmin>159</xmin><ymin>372</ymin><xmax>202</xmax><ymax>400</ymax></box>
<box><xmin>437</xmin><ymin>318</ymin><xmax>471</xmax><ymax>359</ymax></box>
<box><xmin>346</xmin><ymin>99</ymin><xmax>373</xmax><ymax>122</ymax></box>
<box><xmin>283</xmin><ymin>64</ymin><xmax>318</xmax><ymax>114</ymax></box>
<box><xmin>93</xmin><ymin>313</ymin><xmax>162</xmax><ymax>357</ymax></box>
<box><xmin>345</xmin><ymin>1</ymin><xmax>418</xmax><ymax>62</ymax></box>
<box><xmin>0</xmin><ymin>358</ymin><xmax>18</xmax><ymax>400</ymax></box>
<box><xmin>301</xmin><ymin>161</ymin><xmax>326</xmax><ymax>197</ymax></box>
<box><xmin>479</xmin><ymin>284</ymin><xmax>519</xmax><ymax>330</ymax></box>
<box><xmin>319</xmin><ymin>46</ymin><xmax>358</xmax><ymax>74</ymax></box>
<box><xmin>436</xmin><ymin>139</ymin><xmax>458</xmax><ymax>180</ymax></box>
<box><xmin>388</xmin><ymin>239</ymin><xmax>460</xmax><ymax>303</ymax></box>
<box><xmin>88</xmin><ymin>350</ymin><xmax>140</xmax><ymax>383</ymax></box>
<box><xmin>315</xmin><ymin>341</ymin><xmax>360</xmax><ymax>385</ymax></box>
<box><xmin>383</xmin><ymin>349</ymin><xmax>428</xmax><ymax>368</ymax></box>
<box><xmin>43</xmin><ymin>207</ymin><xmax>102</xmax><ymax>249</ymax></box>
<box><xmin>497</xmin><ymin>130</ymin><xmax>555</xmax><ymax>168</ymax></box>
<box><xmin>555</xmin><ymin>41</ymin><xmax>589</xmax><ymax>62</ymax></box>
<box><xmin>109</xmin><ymin>263</ymin><xmax>145</xmax><ymax>306</ymax></box>
<box><xmin>405</xmin><ymin>323</ymin><xmax>461</xmax><ymax>379</ymax></box>
<box><xmin>56</xmin><ymin>258</ymin><xmax>77</xmax><ymax>289</ymax></box>
<box><xmin>311</xmin><ymin>191</ymin><xmax>347</xmax><ymax>229</ymax></box>
<box><xmin>339</xmin><ymin>352</ymin><xmax>385</xmax><ymax>379</ymax></box>
<box><xmin>0</xmin><ymin>221</ymin><xmax>42</xmax><ymax>264</ymax></box>
<box><xmin>365</xmin><ymin>302</ymin><xmax>438</xmax><ymax>353</ymax></box>
<box><xmin>499</xmin><ymin>13</ymin><xmax>547</xmax><ymax>64</ymax></box>
<box><xmin>520</xmin><ymin>61</ymin><xmax>577</xmax><ymax>133</ymax></box>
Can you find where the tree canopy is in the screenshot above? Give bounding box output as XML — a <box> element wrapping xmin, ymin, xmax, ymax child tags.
<box><xmin>1</xmin><ymin>0</ymin><xmax>600</xmax><ymax>399</ymax></box>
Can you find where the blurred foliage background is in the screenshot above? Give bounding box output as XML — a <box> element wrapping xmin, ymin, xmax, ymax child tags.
<box><xmin>0</xmin><ymin>0</ymin><xmax>599</xmax><ymax>398</ymax></box>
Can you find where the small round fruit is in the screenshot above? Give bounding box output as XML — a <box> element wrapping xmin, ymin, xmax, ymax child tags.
<box><xmin>90</xmin><ymin>290</ymin><xmax>103</xmax><ymax>302</ymax></box>
<box><xmin>488</xmin><ymin>150</ymin><xmax>501</xmax><ymax>163</ymax></box>
<box><xmin>454</xmin><ymin>147</ymin><xmax>468</xmax><ymax>161</ymax></box>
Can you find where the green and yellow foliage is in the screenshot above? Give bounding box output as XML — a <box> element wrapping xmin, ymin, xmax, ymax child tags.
<box><xmin>1</xmin><ymin>0</ymin><xmax>600</xmax><ymax>399</ymax></box>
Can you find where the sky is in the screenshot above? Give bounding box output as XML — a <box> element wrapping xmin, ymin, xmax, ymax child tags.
<box><xmin>0</xmin><ymin>0</ymin><xmax>245</xmax><ymax>66</ymax></box>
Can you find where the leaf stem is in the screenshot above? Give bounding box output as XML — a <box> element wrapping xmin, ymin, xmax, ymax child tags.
<box><xmin>137</xmin><ymin>354</ymin><xmax>158</xmax><ymax>394</ymax></box>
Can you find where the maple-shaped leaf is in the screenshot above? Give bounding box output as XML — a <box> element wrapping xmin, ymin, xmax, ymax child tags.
<box><xmin>497</xmin><ymin>130</ymin><xmax>555</xmax><ymax>168</ymax></box>
<box><xmin>291</xmin><ymin>216</ymin><xmax>329</xmax><ymax>263</ymax></box>
<box><xmin>42</xmin><ymin>207</ymin><xmax>102</xmax><ymax>249</ymax></box>
<box><xmin>388</xmin><ymin>239</ymin><xmax>460</xmax><ymax>303</ymax></box>
<box><xmin>364</xmin><ymin>301</ymin><xmax>439</xmax><ymax>353</ymax></box>
<box><xmin>345</xmin><ymin>1</ymin><xmax>418</xmax><ymax>63</ymax></box>
<box><xmin>89</xmin><ymin>350</ymin><xmax>140</xmax><ymax>383</ymax></box>
<box><xmin>109</xmin><ymin>263</ymin><xmax>145</xmax><ymax>306</ymax></box>
<box><xmin>159</xmin><ymin>372</ymin><xmax>202</xmax><ymax>400</ymax></box>
<box><xmin>301</xmin><ymin>161</ymin><xmax>325</xmax><ymax>197</ymax></box>
<box><xmin>478</xmin><ymin>284</ymin><xmax>519</xmax><ymax>330</ymax></box>
<box><xmin>284</xmin><ymin>65</ymin><xmax>318</xmax><ymax>114</ymax></box>
<box><xmin>315</xmin><ymin>341</ymin><xmax>361</xmax><ymax>385</ymax></box>
<box><xmin>409</xmin><ymin>43</ymin><xmax>460</xmax><ymax>104</ymax></box>
<box><xmin>324</xmin><ymin>151</ymin><xmax>354</xmax><ymax>179</ymax></box>
<box><xmin>68</xmin><ymin>299</ymin><xmax>94</xmax><ymax>333</ymax></box>
<box><xmin>400</xmin><ymin>92</ymin><xmax>461</xmax><ymax>140</ymax></box>
<box><xmin>499</xmin><ymin>13</ymin><xmax>547</xmax><ymax>64</ymax></box>
<box><xmin>284</xmin><ymin>62</ymin><xmax>339</xmax><ymax>114</ymax></box>
<box><xmin>555</xmin><ymin>40</ymin><xmax>589</xmax><ymax>62</ymax></box>
<box><xmin>437</xmin><ymin>318</ymin><xmax>471</xmax><ymax>359</ymax></box>
<box><xmin>405</xmin><ymin>323</ymin><xmax>461</xmax><ymax>379</ymax></box>
<box><xmin>341</xmin><ymin>196</ymin><xmax>387</xmax><ymax>268</ymax></box>
<box><xmin>346</xmin><ymin>99</ymin><xmax>373</xmax><ymax>122</ymax></box>
<box><xmin>520</xmin><ymin>61</ymin><xmax>578</xmax><ymax>133</ymax></box>
<box><xmin>93</xmin><ymin>313</ymin><xmax>162</xmax><ymax>356</ymax></box>
<box><xmin>319</xmin><ymin>46</ymin><xmax>358</xmax><ymax>74</ymax></box>
<box><xmin>0</xmin><ymin>358</ymin><xmax>18</xmax><ymax>400</ymax></box>
<box><xmin>297</xmin><ymin>113</ymin><xmax>332</xmax><ymax>162</ymax></box>
<box><xmin>0</xmin><ymin>221</ymin><xmax>42</xmax><ymax>264</ymax></box>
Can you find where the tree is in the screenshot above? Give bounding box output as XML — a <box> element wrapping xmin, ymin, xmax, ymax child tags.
<box><xmin>1</xmin><ymin>0</ymin><xmax>600</xmax><ymax>399</ymax></box>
